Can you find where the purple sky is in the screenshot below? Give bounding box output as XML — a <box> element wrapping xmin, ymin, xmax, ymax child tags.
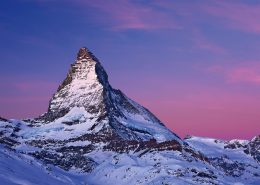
<box><xmin>1</xmin><ymin>0</ymin><xmax>260</xmax><ymax>140</ymax></box>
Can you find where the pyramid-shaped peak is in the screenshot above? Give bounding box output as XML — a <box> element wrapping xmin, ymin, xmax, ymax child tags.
<box><xmin>37</xmin><ymin>46</ymin><xmax>180</xmax><ymax>143</ymax></box>
<box><xmin>38</xmin><ymin>47</ymin><xmax>110</xmax><ymax>122</ymax></box>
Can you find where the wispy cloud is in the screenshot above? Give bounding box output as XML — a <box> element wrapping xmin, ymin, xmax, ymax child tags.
<box><xmin>207</xmin><ymin>62</ymin><xmax>260</xmax><ymax>85</ymax></box>
<box><xmin>154</xmin><ymin>0</ymin><xmax>260</xmax><ymax>34</ymax></box>
<box><xmin>227</xmin><ymin>67</ymin><xmax>260</xmax><ymax>84</ymax></box>
<box><xmin>27</xmin><ymin>0</ymin><xmax>260</xmax><ymax>35</ymax></box>
<box><xmin>73</xmin><ymin>0</ymin><xmax>179</xmax><ymax>31</ymax></box>
<box><xmin>192</xmin><ymin>29</ymin><xmax>226</xmax><ymax>53</ymax></box>
<box><xmin>202</xmin><ymin>1</ymin><xmax>260</xmax><ymax>34</ymax></box>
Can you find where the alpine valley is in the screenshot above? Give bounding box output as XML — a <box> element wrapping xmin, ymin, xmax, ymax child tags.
<box><xmin>0</xmin><ymin>48</ymin><xmax>259</xmax><ymax>185</ymax></box>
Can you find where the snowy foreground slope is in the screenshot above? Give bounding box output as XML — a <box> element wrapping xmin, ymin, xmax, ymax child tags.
<box><xmin>0</xmin><ymin>48</ymin><xmax>259</xmax><ymax>185</ymax></box>
<box><xmin>0</xmin><ymin>145</ymin><xmax>88</xmax><ymax>185</ymax></box>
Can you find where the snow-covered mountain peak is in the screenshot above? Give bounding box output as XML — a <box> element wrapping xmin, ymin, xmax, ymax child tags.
<box><xmin>61</xmin><ymin>47</ymin><xmax>108</xmax><ymax>85</ymax></box>
<box><xmin>38</xmin><ymin>47</ymin><xmax>109</xmax><ymax>123</ymax></box>
<box><xmin>36</xmin><ymin>47</ymin><xmax>180</xmax><ymax>143</ymax></box>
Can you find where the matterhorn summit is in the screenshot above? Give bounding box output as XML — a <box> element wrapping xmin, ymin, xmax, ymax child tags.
<box><xmin>39</xmin><ymin>47</ymin><xmax>180</xmax><ymax>142</ymax></box>
<box><xmin>41</xmin><ymin>47</ymin><xmax>111</xmax><ymax>122</ymax></box>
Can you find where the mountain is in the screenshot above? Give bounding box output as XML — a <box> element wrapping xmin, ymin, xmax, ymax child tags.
<box><xmin>0</xmin><ymin>47</ymin><xmax>259</xmax><ymax>185</ymax></box>
<box><xmin>185</xmin><ymin>136</ymin><xmax>260</xmax><ymax>181</ymax></box>
<box><xmin>38</xmin><ymin>47</ymin><xmax>180</xmax><ymax>143</ymax></box>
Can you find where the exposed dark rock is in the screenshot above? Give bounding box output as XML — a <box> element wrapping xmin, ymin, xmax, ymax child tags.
<box><xmin>77</xmin><ymin>47</ymin><xmax>99</xmax><ymax>61</ymax></box>
<box><xmin>0</xmin><ymin>117</ymin><xmax>8</xmax><ymax>122</ymax></box>
<box><xmin>195</xmin><ymin>172</ymin><xmax>217</xmax><ymax>179</ymax></box>
<box><xmin>32</xmin><ymin>150</ymin><xmax>97</xmax><ymax>172</ymax></box>
<box><xmin>210</xmin><ymin>156</ymin><xmax>246</xmax><ymax>177</ymax></box>
<box><xmin>245</xmin><ymin>135</ymin><xmax>260</xmax><ymax>162</ymax></box>
<box><xmin>38</xmin><ymin>108</ymin><xmax>70</xmax><ymax>123</ymax></box>
<box><xmin>224</xmin><ymin>141</ymin><xmax>247</xmax><ymax>149</ymax></box>
<box><xmin>0</xmin><ymin>137</ymin><xmax>20</xmax><ymax>148</ymax></box>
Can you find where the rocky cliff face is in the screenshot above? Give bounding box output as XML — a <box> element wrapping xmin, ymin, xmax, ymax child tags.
<box><xmin>0</xmin><ymin>47</ymin><xmax>259</xmax><ymax>185</ymax></box>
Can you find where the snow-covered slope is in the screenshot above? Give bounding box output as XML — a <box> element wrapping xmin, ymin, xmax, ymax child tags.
<box><xmin>0</xmin><ymin>47</ymin><xmax>259</xmax><ymax>185</ymax></box>
<box><xmin>0</xmin><ymin>145</ymin><xmax>89</xmax><ymax>185</ymax></box>
<box><xmin>185</xmin><ymin>136</ymin><xmax>260</xmax><ymax>184</ymax></box>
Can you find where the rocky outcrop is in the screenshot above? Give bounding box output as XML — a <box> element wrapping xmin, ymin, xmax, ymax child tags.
<box><xmin>245</xmin><ymin>135</ymin><xmax>260</xmax><ymax>162</ymax></box>
<box><xmin>0</xmin><ymin>117</ymin><xmax>8</xmax><ymax>122</ymax></box>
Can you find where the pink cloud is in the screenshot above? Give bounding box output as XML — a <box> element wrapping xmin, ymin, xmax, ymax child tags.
<box><xmin>147</xmin><ymin>2</ymin><xmax>226</xmax><ymax>53</ymax></box>
<box><xmin>154</xmin><ymin>1</ymin><xmax>260</xmax><ymax>34</ymax></box>
<box><xmin>137</xmin><ymin>85</ymin><xmax>260</xmax><ymax>140</ymax></box>
<box><xmin>207</xmin><ymin>62</ymin><xmax>260</xmax><ymax>85</ymax></box>
<box><xmin>74</xmin><ymin>0</ymin><xmax>179</xmax><ymax>31</ymax></box>
<box><xmin>29</xmin><ymin>0</ymin><xmax>260</xmax><ymax>34</ymax></box>
<box><xmin>228</xmin><ymin>67</ymin><xmax>260</xmax><ymax>84</ymax></box>
<box><xmin>202</xmin><ymin>1</ymin><xmax>260</xmax><ymax>34</ymax></box>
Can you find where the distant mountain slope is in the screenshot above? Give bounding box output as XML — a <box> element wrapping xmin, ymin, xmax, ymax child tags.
<box><xmin>185</xmin><ymin>136</ymin><xmax>260</xmax><ymax>183</ymax></box>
